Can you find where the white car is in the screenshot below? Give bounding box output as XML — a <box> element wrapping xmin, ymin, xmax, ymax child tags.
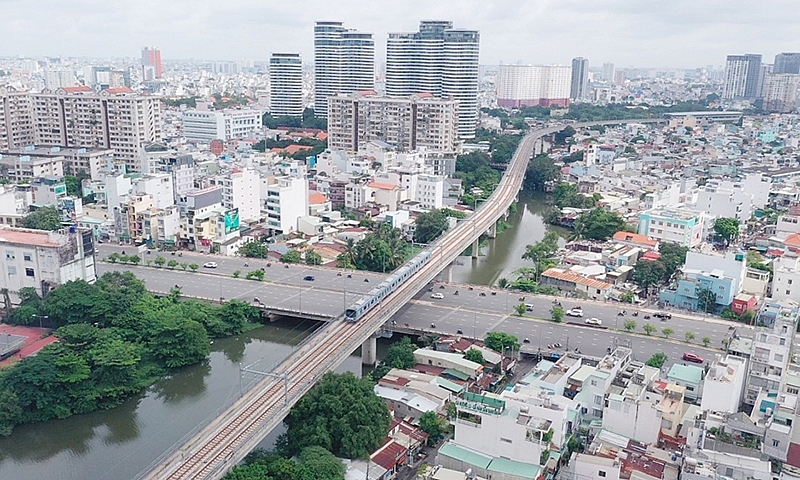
<box><xmin>585</xmin><ymin>317</ymin><xmax>602</xmax><ymax>326</ymax></box>
<box><xmin>430</xmin><ymin>292</ymin><xmax>444</xmax><ymax>299</ymax></box>
<box><xmin>203</xmin><ymin>262</ymin><xmax>218</xmax><ymax>269</ymax></box>
<box><xmin>566</xmin><ymin>308</ymin><xmax>584</xmax><ymax>317</ymax></box>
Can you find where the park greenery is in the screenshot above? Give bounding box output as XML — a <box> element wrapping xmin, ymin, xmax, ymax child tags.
<box><xmin>223</xmin><ymin>446</ymin><xmax>345</xmax><ymax>480</ymax></box>
<box><xmin>521</xmin><ymin>231</ymin><xmax>560</xmax><ymax>282</ymax></box>
<box><xmin>484</xmin><ymin>332</ymin><xmax>519</xmax><ymax>352</ymax></box>
<box><xmin>0</xmin><ymin>272</ymin><xmax>261</xmax><ymax>436</ymax></box>
<box><xmin>552</xmin><ymin>183</ymin><xmax>601</xmax><ymax>209</ymax></box>
<box><xmin>523</xmin><ymin>154</ymin><xmax>560</xmax><ymax>192</ymax></box>
<box><xmin>483</xmin><ymin>101</ymin><xmax>714</xmax><ymax>125</ymax></box>
<box><xmin>261</xmin><ymin>108</ymin><xmax>327</xmax><ymax>131</ymax></box>
<box><xmin>473</xmin><ymin>129</ymin><xmax>524</xmax><ymax>163</ymax></box>
<box><xmin>455</xmin><ymin>151</ymin><xmax>501</xmax><ymax>196</ymax></box>
<box><xmin>277</xmin><ymin>372</ymin><xmax>391</xmax><ymax>459</ymax></box>
<box><xmin>413</xmin><ymin>208</ymin><xmax>467</xmax><ymax>244</ymax></box>
<box><xmin>21</xmin><ymin>206</ymin><xmax>62</xmax><ymax>231</ymax></box>
<box><xmin>253</xmin><ymin>135</ymin><xmax>327</xmax><ymax>161</ymax></box>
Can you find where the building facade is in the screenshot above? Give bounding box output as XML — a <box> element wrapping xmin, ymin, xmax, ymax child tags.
<box><xmin>761</xmin><ymin>73</ymin><xmax>799</xmax><ymax>113</ymax></box>
<box><xmin>385</xmin><ymin>21</ymin><xmax>479</xmax><ymax>139</ymax></box>
<box><xmin>570</xmin><ymin>57</ymin><xmax>588</xmax><ymax>101</ymax></box>
<box><xmin>269</xmin><ymin>53</ymin><xmax>303</xmax><ymax>117</ymax></box>
<box><xmin>313</xmin><ymin>21</ymin><xmax>375</xmax><ymax>118</ymax></box>
<box><xmin>723</xmin><ymin>54</ymin><xmax>763</xmax><ymax>100</ymax></box>
<box><xmin>141</xmin><ymin>46</ymin><xmax>163</xmax><ymax>80</ymax></box>
<box><xmin>182</xmin><ymin>109</ymin><xmax>262</xmax><ymax>142</ymax></box>
<box><xmin>495</xmin><ymin>65</ymin><xmax>571</xmax><ymax>108</ymax></box>
<box><xmin>774</xmin><ymin>52</ymin><xmax>800</xmax><ymax>74</ymax></box>
<box><xmin>637</xmin><ymin>208</ymin><xmax>706</xmax><ymax>248</ymax></box>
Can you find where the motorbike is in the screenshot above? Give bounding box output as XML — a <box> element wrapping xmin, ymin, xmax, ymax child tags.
<box><xmin>439</xmin><ymin>285</ymin><xmax>446</xmax><ymax>289</ymax></box>
<box><xmin>178</xmin><ymin>253</ymin><xmax>183</xmax><ymax>257</ymax></box>
<box><xmin>491</xmin><ymin>291</ymin><xmax>497</xmax><ymax>296</ymax></box>
<box><xmin>644</xmin><ymin>315</ymin><xmax>651</xmax><ymax>319</ymax></box>
<box><xmin>632</xmin><ymin>311</ymin><xmax>639</xmax><ymax>317</ymax></box>
<box><xmin>479</xmin><ymin>292</ymin><xmax>486</xmax><ymax>297</ymax></box>
<box><xmin>364</xmin><ymin>278</ymin><xmax>370</xmax><ymax>283</ymax></box>
<box><xmin>174</xmin><ymin>284</ymin><xmax>180</xmax><ymax>289</ymax></box>
<box><xmin>457</xmin><ymin>329</ymin><xmax>463</xmax><ymax>334</ymax></box>
<box><xmin>454</xmin><ymin>290</ymin><xmax>459</xmax><ymax>295</ymax></box>
<box><xmin>347</xmin><ymin>274</ymin><xmax>352</xmax><ymax>278</ymax></box>
<box><xmin>266</xmin><ymin>263</ymin><xmax>272</xmax><ymax>267</ymax></box>
<box><xmin>430</xmin><ymin>323</ymin><xmax>436</xmax><ymax>328</ymax></box>
<box><xmin>284</xmin><ymin>264</ymin><xmax>289</xmax><ymax>269</ymax></box>
<box><xmin>171</xmin><ymin>252</ymin><xmax>176</xmax><ymax>256</ymax></box>
<box><xmin>337</xmin><ymin>272</ymin><xmax>342</xmax><ymax>276</ymax></box>
<box><xmin>244</xmin><ymin>262</ymin><xmax>249</xmax><ymax>267</ymax></box>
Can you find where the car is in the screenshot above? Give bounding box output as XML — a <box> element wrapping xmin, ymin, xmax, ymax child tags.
<box><xmin>683</xmin><ymin>352</ymin><xmax>704</xmax><ymax>363</ymax></box>
<box><xmin>525</xmin><ymin>304</ymin><xmax>534</xmax><ymax>312</ymax></box>
<box><xmin>653</xmin><ymin>312</ymin><xmax>672</xmax><ymax>320</ymax></box>
<box><xmin>430</xmin><ymin>292</ymin><xmax>444</xmax><ymax>299</ymax></box>
<box><xmin>543</xmin><ymin>352</ymin><xmax>561</xmax><ymax>362</ymax></box>
<box><xmin>523</xmin><ymin>338</ymin><xmax>530</xmax><ymax>343</ymax></box>
<box><xmin>303</xmin><ymin>275</ymin><xmax>315</xmax><ymax>281</ymax></box>
<box><xmin>203</xmin><ymin>262</ymin><xmax>218</xmax><ymax>268</ymax></box>
<box><xmin>566</xmin><ymin>309</ymin><xmax>584</xmax><ymax>317</ymax></box>
<box><xmin>585</xmin><ymin>317</ymin><xmax>602</xmax><ymax>326</ymax></box>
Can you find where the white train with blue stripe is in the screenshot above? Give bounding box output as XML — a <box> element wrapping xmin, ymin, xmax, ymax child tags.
<box><xmin>344</xmin><ymin>250</ymin><xmax>432</xmax><ymax>321</ymax></box>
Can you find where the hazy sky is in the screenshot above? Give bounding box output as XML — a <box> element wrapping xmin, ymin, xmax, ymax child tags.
<box><xmin>3</xmin><ymin>0</ymin><xmax>800</xmax><ymax>68</ymax></box>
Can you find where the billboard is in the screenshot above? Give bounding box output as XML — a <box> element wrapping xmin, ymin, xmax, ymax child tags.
<box><xmin>224</xmin><ymin>209</ymin><xmax>240</xmax><ymax>234</ymax></box>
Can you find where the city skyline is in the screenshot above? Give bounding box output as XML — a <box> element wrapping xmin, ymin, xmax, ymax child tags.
<box><xmin>3</xmin><ymin>0</ymin><xmax>800</xmax><ymax>68</ymax></box>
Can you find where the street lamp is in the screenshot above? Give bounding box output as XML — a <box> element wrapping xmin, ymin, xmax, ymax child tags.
<box><xmin>31</xmin><ymin>314</ymin><xmax>49</xmax><ymax>330</ymax></box>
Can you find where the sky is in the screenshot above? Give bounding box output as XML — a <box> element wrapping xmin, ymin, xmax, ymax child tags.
<box><xmin>3</xmin><ymin>0</ymin><xmax>800</xmax><ymax>69</ymax></box>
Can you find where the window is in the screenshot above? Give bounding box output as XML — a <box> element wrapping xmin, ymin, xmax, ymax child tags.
<box><xmin>686</xmin><ymin>386</ymin><xmax>694</xmax><ymax>391</ymax></box>
<box><xmin>5</xmin><ymin>250</ymin><xmax>15</xmax><ymax>260</ymax></box>
<box><xmin>25</xmin><ymin>268</ymin><xmax>34</xmax><ymax>277</ymax></box>
<box><xmin>599</xmin><ymin>471</ymin><xmax>607</xmax><ymax>478</ymax></box>
<box><xmin>773</xmin><ymin>439</ymin><xmax>780</xmax><ymax>447</ymax></box>
<box><xmin>780</xmin><ymin>338</ymin><xmax>786</xmax><ymax>346</ymax></box>
<box><xmin>590</xmin><ymin>380</ymin><xmax>597</xmax><ymax>386</ymax></box>
<box><xmin>23</xmin><ymin>253</ymin><xmax>32</xmax><ymax>262</ymax></box>
<box><xmin>787</xmin><ymin>290</ymin><xmax>791</xmax><ymax>296</ymax></box>
<box><xmin>790</xmin><ymin>279</ymin><xmax>794</xmax><ymax>285</ymax></box>
<box><xmin>500</xmin><ymin>437</ymin><xmax>512</xmax><ymax>444</ymax></box>
<box><xmin>7</xmin><ymin>266</ymin><xmax>16</xmax><ymax>275</ymax></box>
<box><xmin>775</xmin><ymin>354</ymin><xmax>783</xmax><ymax>362</ymax></box>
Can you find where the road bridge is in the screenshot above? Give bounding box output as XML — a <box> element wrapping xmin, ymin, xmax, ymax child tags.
<box><xmin>139</xmin><ymin>119</ymin><xmax>666</xmax><ymax>480</ymax></box>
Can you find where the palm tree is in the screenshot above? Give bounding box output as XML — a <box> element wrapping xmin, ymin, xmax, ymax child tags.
<box><xmin>497</xmin><ymin>278</ymin><xmax>510</xmax><ymax>289</ymax></box>
<box><xmin>339</xmin><ymin>238</ymin><xmax>357</xmax><ymax>268</ymax></box>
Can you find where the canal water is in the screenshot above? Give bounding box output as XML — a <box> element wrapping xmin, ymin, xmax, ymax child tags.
<box><xmin>450</xmin><ymin>190</ymin><xmax>567</xmax><ymax>286</ymax></box>
<box><xmin>0</xmin><ymin>190</ymin><xmax>553</xmax><ymax>479</ymax></box>
<box><xmin>0</xmin><ymin>319</ymin><xmax>363</xmax><ymax>480</ymax></box>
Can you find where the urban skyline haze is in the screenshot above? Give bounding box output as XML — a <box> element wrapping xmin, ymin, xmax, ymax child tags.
<box><xmin>3</xmin><ymin>0</ymin><xmax>800</xmax><ymax>68</ymax></box>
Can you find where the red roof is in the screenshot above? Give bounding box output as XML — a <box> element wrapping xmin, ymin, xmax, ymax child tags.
<box><xmin>613</xmin><ymin>231</ymin><xmax>659</xmax><ymax>247</ymax></box>
<box><xmin>309</xmin><ymin>192</ymin><xmax>328</xmax><ymax>205</ymax></box>
<box><xmin>62</xmin><ymin>86</ymin><xmax>93</xmax><ymax>93</ymax></box>
<box><xmin>641</xmin><ymin>251</ymin><xmax>662</xmax><ymax>261</ymax></box>
<box><xmin>368</xmin><ymin>182</ymin><xmax>398</xmax><ymax>191</ymax></box>
<box><xmin>371</xmin><ymin>440</ymin><xmax>406</xmax><ymax>470</ymax></box>
<box><xmin>788</xmin><ymin>442</ymin><xmax>800</xmax><ymax>468</ymax></box>
<box><xmin>105</xmin><ymin>87</ymin><xmax>133</xmax><ymax>94</ymax></box>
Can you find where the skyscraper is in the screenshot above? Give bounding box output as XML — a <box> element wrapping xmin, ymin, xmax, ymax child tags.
<box><xmin>313</xmin><ymin>21</ymin><xmax>374</xmax><ymax>118</ymax></box>
<box><xmin>141</xmin><ymin>47</ymin><xmax>163</xmax><ymax>80</ymax></box>
<box><xmin>774</xmin><ymin>53</ymin><xmax>800</xmax><ymax>74</ymax></box>
<box><xmin>269</xmin><ymin>53</ymin><xmax>303</xmax><ymax>117</ymax></box>
<box><xmin>495</xmin><ymin>65</ymin><xmax>571</xmax><ymax>108</ymax></box>
<box><xmin>723</xmin><ymin>54</ymin><xmax>762</xmax><ymax>100</ymax></box>
<box><xmin>762</xmin><ymin>73</ymin><xmax>800</xmax><ymax>113</ymax></box>
<box><xmin>386</xmin><ymin>21</ymin><xmax>479</xmax><ymax>139</ymax></box>
<box><xmin>602</xmin><ymin>63</ymin><xmax>615</xmax><ymax>83</ymax></box>
<box><xmin>570</xmin><ymin>57</ymin><xmax>588</xmax><ymax>101</ymax></box>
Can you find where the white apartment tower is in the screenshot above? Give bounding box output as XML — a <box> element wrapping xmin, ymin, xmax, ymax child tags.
<box><xmin>570</xmin><ymin>57</ymin><xmax>588</xmax><ymax>100</ymax></box>
<box><xmin>762</xmin><ymin>73</ymin><xmax>800</xmax><ymax>113</ymax></box>
<box><xmin>211</xmin><ymin>169</ymin><xmax>261</xmax><ymax>223</ymax></box>
<box><xmin>0</xmin><ymin>87</ymin><xmax>35</xmax><ymax>150</ymax></box>
<box><xmin>723</xmin><ymin>54</ymin><xmax>763</xmax><ymax>100</ymax></box>
<box><xmin>313</xmin><ymin>21</ymin><xmax>375</xmax><ymax>118</ymax></box>
<box><xmin>496</xmin><ymin>65</ymin><xmax>571</xmax><ymax>109</ymax></box>
<box><xmin>386</xmin><ymin>21</ymin><xmax>479</xmax><ymax>139</ymax></box>
<box><xmin>269</xmin><ymin>53</ymin><xmax>303</xmax><ymax>117</ymax></box>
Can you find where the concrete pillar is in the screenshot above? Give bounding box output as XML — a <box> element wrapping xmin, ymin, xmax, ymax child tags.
<box><xmin>471</xmin><ymin>238</ymin><xmax>480</xmax><ymax>258</ymax></box>
<box><xmin>362</xmin><ymin>336</ymin><xmax>378</xmax><ymax>366</ymax></box>
<box><xmin>488</xmin><ymin>222</ymin><xmax>497</xmax><ymax>239</ymax></box>
<box><xmin>444</xmin><ymin>263</ymin><xmax>453</xmax><ymax>283</ymax></box>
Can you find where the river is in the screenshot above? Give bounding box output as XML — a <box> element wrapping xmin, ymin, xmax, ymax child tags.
<box><xmin>0</xmin><ymin>319</ymin><xmax>364</xmax><ymax>480</ymax></box>
<box><xmin>0</xmin><ymin>190</ymin><xmax>553</xmax><ymax>479</ymax></box>
<box><xmin>450</xmin><ymin>190</ymin><xmax>567</xmax><ymax>286</ymax></box>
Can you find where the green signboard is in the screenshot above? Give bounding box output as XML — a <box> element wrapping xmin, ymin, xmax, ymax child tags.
<box><xmin>224</xmin><ymin>209</ymin><xmax>240</xmax><ymax>234</ymax></box>
<box><xmin>55</xmin><ymin>184</ymin><xmax>67</xmax><ymax>196</ymax></box>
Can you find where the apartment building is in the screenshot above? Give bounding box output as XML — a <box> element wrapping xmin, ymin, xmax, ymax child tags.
<box><xmin>210</xmin><ymin>168</ymin><xmax>261</xmax><ymax>223</ymax></box>
<box><xmin>0</xmin><ymin>86</ymin><xmax>35</xmax><ymax>150</ymax></box>
<box><xmin>269</xmin><ymin>53</ymin><xmax>303</xmax><ymax>117</ymax></box>
<box><xmin>182</xmin><ymin>108</ymin><xmax>262</xmax><ymax>142</ymax></box>
<box><xmin>638</xmin><ymin>208</ymin><xmax>708</xmax><ymax>248</ymax></box>
<box><xmin>133</xmin><ymin>173</ymin><xmax>174</xmax><ymax>210</ymax></box>
<box><xmin>327</xmin><ymin>91</ymin><xmax>458</xmax><ymax>153</ymax></box>
<box><xmin>723</xmin><ymin>54</ymin><xmax>762</xmax><ymax>100</ymax></box>
<box><xmin>0</xmin><ymin>226</ymin><xmax>96</xmax><ymax>296</ymax></box>
<box><xmin>762</xmin><ymin>73</ymin><xmax>800</xmax><ymax>113</ymax></box>
<box><xmin>0</xmin><ymin>152</ymin><xmax>64</xmax><ymax>183</ymax></box>
<box><xmin>699</xmin><ymin>355</ymin><xmax>747</xmax><ymax>414</ymax></box>
<box><xmin>660</xmin><ymin>251</ymin><xmax>747</xmax><ymax>311</ymax></box>
<box><xmin>771</xmin><ymin>256</ymin><xmax>800</xmax><ymax>302</ymax></box>
<box><xmin>264</xmin><ymin>175</ymin><xmax>308</xmax><ymax>234</ymax></box>
<box><xmin>4</xmin><ymin>146</ymin><xmax>115</xmax><ymax>181</ymax></box>
<box><xmin>495</xmin><ymin>64</ymin><xmax>571</xmax><ymax>108</ymax></box>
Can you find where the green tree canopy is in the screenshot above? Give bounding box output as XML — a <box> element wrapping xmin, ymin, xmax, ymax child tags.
<box><xmin>713</xmin><ymin>217</ymin><xmax>740</xmax><ymax>246</ymax></box>
<box><xmin>239</xmin><ymin>241</ymin><xmax>270</xmax><ymax>258</ymax></box>
<box><xmin>464</xmin><ymin>348</ymin><xmax>485</xmax><ymax>364</ymax></box>
<box><xmin>305</xmin><ymin>250</ymin><xmax>323</xmax><ymax>266</ymax></box>
<box><xmin>21</xmin><ymin>206</ymin><xmax>62</xmax><ymax>231</ymax></box>
<box><xmin>279</xmin><ymin>372</ymin><xmax>391</xmax><ymax>459</ymax></box>
<box><xmin>413</xmin><ymin>208</ymin><xmax>465</xmax><ymax>244</ymax></box>
<box><xmin>645</xmin><ymin>352</ymin><xmax>667</xmax><ymax>368</ymax></box>
<box><xmin>484</xmin><ymin>332</ymin><xmax>519</xmax><ymax>352</ymax></box>
<box><xmin>280</xmin><ymin>250</ymin><xmax>302</xmax><ymax>264</ymax></box>
<box><xmin>632</xmin><ymin>260</ymin><xmax>667</xmax><ymax>291</ymax></box>
<box><xmin>351</xmin><ymin>223</ymin><xmax>409</xmax><ymax>273</ymax></box>
<box><xmin>572</xmin><ymin>208</ymin><xmax>627</xmax><ymax>241</ymax></box>
<box><xmin>523</xmin><ymin>154</ymin><xmax>559</xmax><ymax>192</ymax></box>
<box><xmin>521</xmin><ymin>231</ymin><xmax>560</xmax><ymax>281</ymax></box>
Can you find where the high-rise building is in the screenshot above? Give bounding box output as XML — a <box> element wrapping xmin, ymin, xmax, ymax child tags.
<box><xmin>762</xmin><ymin>73</ymin><xmax>800</xmax><ymax>113</ymax></box>
<box><xmin>269</xmin><ymin>53</ymin><xmax>303</xmax><ymax>117</ymax></box>
<box><xmin>602</xmin><ymin>62</ymin><xmax>615</xmax><ymax>83</ymax></box>
<box><xmin>182</xmin><ymin>109</ymin><xmax>263</xmax><ymax>142</ymax></box>
<box><xmin>723</xmin><ymin>54</ymin><xmax>762</xmax><ymax>100</ymax></box>
<box><xmin>313</xmin><ymin>21</ymin><xmax>375</xmax><ymax>118</ymax></box>
<box><xmin>327</xmin><ymin>91</ymin><xmax>458</xmax><ymax>153</ymax></box>
<box><xmin>570</xmin><ymin>57</ymin><xmax>588</xmax><ymax>100</ymax></box>
<box><xmin>495</xmin><ymin>65</ymin><xmax>571</xmax><ymax>108</ymax></box>
<box><xmin>0</xmin><ymin>86</ymin><xmax>35</xmax><ymax>150</ymax></box>
<box><xmin>141</xmin><ymin>47</ymin><xmax>163</xmax><ymax>80</ymax></box>
<box><xmin>386</xmin><ymin>21</ymin><xmax>479</xmax><ymax>139</ymax></box>
<box><xmin>774</xmin><ymin>53</ymin><xmax>800</xmax><ymax>74</ymax></box>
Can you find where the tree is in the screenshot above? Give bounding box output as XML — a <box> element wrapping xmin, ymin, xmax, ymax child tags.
<box><xmin>279</xmin><ymin>372</ymin><xmax>390</xmax><ymax>459</ymax></box>
<box><xmin>620</xmin><ymin>291</ymin><xmax>634</xmax><ymax>304</ymax></box>
<box><xmin>685</xmin><ymin>331</ymin><xmax>695</xmax><ymax>342</ymax></box>
<box><xmin>238</xmin><ymin>241</ymin><xmax>270</xmax><ymax>259</ymax></box>
<box><xmin>305</xmin><ymin>250</ymin><xmax>323</xmax><ymax>266</ymax></box>
<box><xmin>245</xmin><ymin>269</ymin><xmax>265</xmax><ymax>281</ymax></box>
<box><xmin>623</xmin><ymin>320</ymin><xmax>636</xmax><ymax>332</ymax></box>
<box><xmin>146</xmin><ymin>316</ymin><xmax>210</xmax><ymax>368</ymax></box>
<box><xmin>515</xmin><ymin>303</ymin><xmax>527</xmax><ymax>316</ymax></box>
<box><xmin>554</xmin><ymin>126</ymin><xmax>576</xmax><ymax>145</ymax></box>
<box><xmin>167</xmin><ymin>259</ymin><xmax>179</xmax><ymax>269</ymax></box>
<box><xmin>296</xmin><ymin>446</ymin><xmax>346</xmax><ymax>480</ymax></box>
<box><xmin>697</xmin><ymin>288</ymin><xmax>717</xmax><ymax>313</ymax></box>
<box><xmin>107</xmin><ymin>252</ymin><xmax>121</xmax><ymax>263</ymax></box>
<box><xmin>188</xmin><ymin>263</ymin><xmax>199</xmax><ymax>272</ymax></box>
<box><xmin>521</xmin><ymin>231</ymin><xmax>560</xmax><ymax>281</ymax></box>
<box><xmin>550</xmin><ymin>305</ymin><xmax>564</xmax><ymax>323</ymax></box>
<box><xmin>63</xmin><ymin>175</ymin><xmax>82</xmax><ymax>197</ymax></box>
<box><xmin>128</xmin><ymin>255</ymin><xmax>141</xmax><ymax>266</ymax></box>
<box><xmin>643</xmin><ymin>323</ymin><xmax>656</xmax><ymax>336</ymax></box>
<box><xmin>21</xmin><ymin>206</ymin><xmax>62</xmax><ymax>231</ymax></box>
<box><xmin>572</xmin><ymin>208</ymin><xmax>627</xmax><ymax>241</ymax></box>
<box><xmin>713</xmin><ymin>217</ymin><xmax>740</xmax><ymax>246</ymax></box>
<box><xmin>371</xmin><ymin>337</ymin><xmax>417</xmax><ymax>380</ymax></box>
<box><xmin>524</xmin><ymin>154</ymin><xmax>559</xmax><ymax>192</ymax></box>
<box><xmin>702</xmin><ymin>336</ymin><xmax>711</xmax><ymax>347</ymax></box>
<box><xmin>232</xmin><ymin>270</ymin><xmax>241</xmax><ymax>278</ymax></box>
<box><xmin>337</xmin><ymin>238</ymin><xmax>357</xmax><ymax>269</ymax></box>
<box><xmin>662</xmin><ymin>327</ymin><xmax>674</xmax><ymax>339</ymax></box>
<box><xmin>464</xmin><ymin>348</ymin><xmax>485</xmax><ymax>364</ymax></box>
<box><xmin>632</xmin><ymin>260</ymin><xmax>667</xmax><ymax>293</ymax></box>
<box><xmin>180</xmin><ymin>262</ymin><xmax>188</xmax><ymax>271</ymax></box>
<box><xmin>280</xmin><ymin>250</ymin><xmax>301</xmax><ymax>264</ymax></box>
<box><xmin>419</xmin><ymin>411</ymin><xmax>447</xmax><ymax>445</ymax></box>
<box><xmin>497</xmin><ymin>277</ymin><xmax>510</xmax><ymax>289</ymax></box>
<box><xmin>484</xmin><ymin>332</ymin><xmax>519</xmax><ymax>352</ymax></box>
<box><xmin>645</xmin><ymin>352</ymin><xmax>667</xmax><ymax>368</ymax></box>
<box><xmin>154</xmin><ymin>256</ymin><xmax>166</xmax><ymax>268</ymax></box>
<box><xmin>414</xmin><ymin>209</ymin><xmax>451</xmax><ymax>244</ymax></box>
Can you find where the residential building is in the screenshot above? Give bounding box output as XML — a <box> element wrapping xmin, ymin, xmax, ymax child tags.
<box><xmin>700</xmin><ymin>355</ymin><xmax>747</xmax><ymax>414</ymax></box>
<box><xmin>182</xmin><ymin>108</ymin><xmax>262</xmax><ymax>142</ymax></box>
<box><xmin>0</xmin><ymin>86</ymin><xmax>35</xmax><ymax>150</ymax></box>
<box><xmin>385</xmin><ymin>21</ymin><xmax>479</xmax><ymax>138</ymax></box>
<box><xmin>43</xmin><ymin>69</ymin><xmax>75</xmax><ymax>90</ymax></box>
<box><xmin>141</xmin><ymin>46</ymin><xmax>163</xmax><ymax>80</ymax></box>
<box><xmin>761</xmin><ymin>73</ymin><xmax>799</xmax><ymax>113</ymax></box>
<box><xmin>723</xmin><ymin>54</ymin><xmax>762</xmax><ymax>100</ymax></box>
<box><xmin>694</xmin><ymin>182</ymin><xmax>753</xmax><ymax>223</ymax></box>
<box><xmin>681</xmin><ymin>449</ymin><xmax>772</xmax><ymax>480</ymax></box>
<box><xmin>31</xmin><ymin>176</ymin><xmax>67</xmax><ymax>206</ymax></box>
<box><xmin>0</xmin><ymin>226</ymin><xmax>96</xmax><ymax>296</ymax></box>
<box><xmin>264</xmin><ymin>175</ymin><xmax>308</xmax><ymax>234</ymax></box>
<box><xmin>0</xmin><ymin>152</ymin><xmax>64</xmax><ymax>183</ymax></box>
<box><xmin>570</xmin><ymin>57</ymin><xmax>588</xmax><ymax>100</ymax></box>
<box><xmin>772</xmin><ymin>256</ymin><xmax>800</xmax><ymax>302</ymax></box>
<box><xmin>269</xmin><ymin>53</ymin><xmax>303</xmax><ymax>117</ymax></box>
<box><xmin>151</xmin><ymin>154</ymin><xmax>196</xmax><ymax>201</ymax></box>
<box><xmin>133</xmin><ymin>173</ymin><xmax>174</xmax><ymax>210</ymax></box>
<box><xmin>210</xmin><ymin>169</ymin><xmax>261</xmax><ymax>223</ymax></box>
<box><xmin>313</xmin><ymin>21</ymin><xmax>375</xmax><ymax>117</ymax></box>
<box><xmin>539</xmin><ymin>267</ymin><xmax>613</xmax><ymax>300</ymax></box>
<box><xmin>413</xmin><ymin>349</ymin><xmax>483</xmax><ymax>379</ymax></box>
<box><xmin>175</xmin><ymin>186</ymin><xmax>223</xmax><ymax>250</ymax></box>
<box><xmin>666</xmin><ymin>363</ymin><xmax>704</xmax><ymax>402</ymax></box>
<box><xmin>774</xmin><ymin>52</ymin><xmax>800</xmax><ymax>74</ymax></box>
<box><xmin>437</xmin><ymin>442</ymin><xmax>542</xmax><ymax>480</ymax></box>
<box><xmin>327</xmin><ymin>91</ymin><xmax>459</xmax><ymax>153</ymax></box>
<box><xmin>660</xmin><ymin>251</ymin><xmax>747</xmax><ymax>311</ymax></box>
<box><xmin>602</xmin><ymin>62</ymin><xmax>615</xmax><ymax>83</ymax></box>
<box><xmin>637</xmin><ymin>208</ymin><xmax>707</xmax><ymax>248</ymax></box>
<box><xmin>495</xmin><ymin>65</ymin><xmax>571</xmax><ymax>108</ymax></box>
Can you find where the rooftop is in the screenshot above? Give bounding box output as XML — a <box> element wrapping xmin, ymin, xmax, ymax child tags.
<box><xmin>0</xmin><ymin>226</ymin><xmax>62</xmax><ymax>247</ymax></box>
<box><xmin>667</xmin><ymin>363</ymin><xmax>703</xmax><ymax>384</ymax></box>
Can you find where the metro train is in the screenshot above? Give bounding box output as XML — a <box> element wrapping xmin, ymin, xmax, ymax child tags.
<box><xmin>344</xmin><ymin>250</ymin><xmax>432</xmax><ymax>321</ymax></box>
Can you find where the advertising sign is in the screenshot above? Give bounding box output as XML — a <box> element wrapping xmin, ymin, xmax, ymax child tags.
<box><xmin>224</xmin><ymin>208</ymin><xmax>240</xmax><ymax>234</ymax></box>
